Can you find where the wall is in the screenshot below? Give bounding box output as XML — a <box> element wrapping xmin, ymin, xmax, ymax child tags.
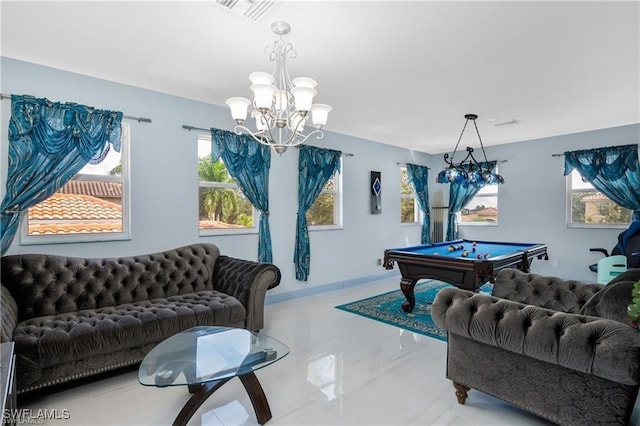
<box><xmin>0</xmin><ymin>57</ymin><xmax>428</xmax><ymax>299</ymax></box>
<box><xmin>426</xmin><ymin>124</ymin><xmax>640</xmax><ymax>282</ymax></box>
<box><xmin>2</xmin><ymin>57</ymin><xmax>637</xmax><ymax>295</ymax></box>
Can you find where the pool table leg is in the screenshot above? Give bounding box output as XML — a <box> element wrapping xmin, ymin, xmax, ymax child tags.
<box><xmin>400</xmin><ymin>278</ymin><xmax>417</xmax><ymax>313</ymax></box>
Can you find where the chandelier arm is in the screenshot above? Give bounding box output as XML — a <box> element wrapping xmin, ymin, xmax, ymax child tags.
<box><xmin>233</xmin><ymin>124</ymin><xmax>270</xmax><ymax>144</ymax></box>
<box><xmin>449</xmin><ymin>119</ymin><xmax>470</xmax><ymax>163</ymax></box>
<box><xmin>472</xmin><ymin>119</ymin><xmax>490</xmax><ymax>165</ymax></box>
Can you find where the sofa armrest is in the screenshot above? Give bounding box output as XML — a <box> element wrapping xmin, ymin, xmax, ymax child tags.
<box><xmin>432</xmin><ymin>288</ymin><xmax>640</xmax><ymax>385</ymax></box>
<box><xmin>213</xmin><ymin>256</ymin><xmax>281</xmax><ymax>331</ymax></box>
<box><xmin>1</xmin><ymin>284</ymin><xmax>19</xmax><ymax>343</ymax></box>
<box><xmin>493</xmin><ymin>268</ymin><xmax>604</xmax><ymax>313</ymax></box>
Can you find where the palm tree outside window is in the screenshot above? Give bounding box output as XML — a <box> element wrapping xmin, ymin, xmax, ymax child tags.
<box><xmin>197</xmin><ymin>136</ymin><xmax>257</xmax><ymax>234</ymax></box>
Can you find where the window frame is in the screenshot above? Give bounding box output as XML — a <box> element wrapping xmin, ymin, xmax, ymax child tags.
<box><xmin>566</xmin><ymin>169</ymin><xmax>630</xmax><ymax>229</ymax></box>
<box><xmin>308</xmin><ymin>160</ymin><xmax>343</xmax><ymax>231</ymax></box>
<box><xmin>399</xmin><ymin>166</ymin><xmax>423</xmax><ymax>226</ymax></box>
<box><xmin>197</xmin><ymin>135</ymin><xmax>258</xmax><ymax>236</ymax></box>
<box><xmin>20</xmin><ymin>122</ymin><xmax>131</xmax><ymax>245</ymax></box>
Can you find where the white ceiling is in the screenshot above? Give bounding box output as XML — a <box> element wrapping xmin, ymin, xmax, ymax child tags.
<box><xmin>1</xmin><ymin>1</ymin><xmax>639</xmax><ymax>154</ymax></box>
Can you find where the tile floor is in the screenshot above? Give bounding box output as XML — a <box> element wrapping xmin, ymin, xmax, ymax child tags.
<box><xmin>18</xmin><ymin>277</ymin><xmax>639</xmax><ymax>425</ymax></box>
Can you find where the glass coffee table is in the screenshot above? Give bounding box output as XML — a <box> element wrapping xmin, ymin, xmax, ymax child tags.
<box><xmin>139</xmin><ymin>326</ymin><xmax>289</xmax><ymax>426</ymax></box>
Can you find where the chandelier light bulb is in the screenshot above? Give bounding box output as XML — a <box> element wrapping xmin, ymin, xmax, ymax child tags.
<box><xmin>274</xmin><ymin>89</ymin><xmax>288</xmax><ymax>112</ymax></box>
<box><xmin>292</xmin><ymin>77</ymin><xmax>318</xmax><ymax>89</ymax></box>
<box><xmin>310</xmin><ymin>104</ymin><xmax>332</xmax><ymax>128</ymax></box>
<box><xmin>250</xmin><ymin>84</ymin><xmax>277</xmax><ymax>109</ymax></box>
<box><xmin>225</xmin><ymin>97</ymin><xmax>251</xmax><ymax>123</ymax></box>
<box><xmin>252</xmin><ymin>110</ymin><xmax>268</xmax><ymax>132</ymax></box>
<box><xmin>249</xmin><ymin>71</ymin><xmax>275</xmax><ymax>85</ymax></box>
<box><xmin>290</xmin><ymin>86</ymin><xmax>317</xmax><ymax>112</ymax></box>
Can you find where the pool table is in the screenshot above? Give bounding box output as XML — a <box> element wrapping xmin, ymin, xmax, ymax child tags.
<box><xmin>383</xmin><ymin>239</ymin><xmax>548</xmax><ymax>312</ymax></box>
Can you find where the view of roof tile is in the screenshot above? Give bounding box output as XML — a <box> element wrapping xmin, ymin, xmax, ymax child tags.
<box><xmin>29</xmin><ymin>194</ymin><xmax>122</xmax><ymax>221</ymax></box>
<box><xmin>29</xmin><ymin>223</ymin><xmax>122</xmax><ymax>235</ymax></box>
<box><xmin>582</xmin><ymin>193</ymin><xmax>610</xmax><ymax>202</ymax></box>
<box><xmin>59</xmin><ymin>180</ymin><xmax>122</xmax><ymax>198</ymax></box>
<box><xmin>199</xmin><ymin>220</ymin><xmax>248</xmax><ymax>229</ymax></box>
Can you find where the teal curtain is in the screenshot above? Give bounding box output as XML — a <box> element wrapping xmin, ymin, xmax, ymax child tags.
<box><xmin>211</xmin><ymin>128</ymin><xmax>272</xmax><ymax>263</ymax></box>
<box><xmin>406</xmin><ymin>163</ymin><xmax>431</xmax><ymax>244</ymax></box>
<box><xmin>1</xmin><ymin>95</ymin><xmax>122</xmax><ymax>254</ymax></box>
<box><xmin>446</xmin><ymin>161</ymin><xmax>497</xmax><ymax>240</ymax></box>
<box><xmin>564</xmin><ymin>144</ymin><xmax>640</xmax><ymax>221</ymax></box>
<box><xmin>295</xmin><ymin>145</ymin><xmax>342</xmax><ymax>281</ymax></box>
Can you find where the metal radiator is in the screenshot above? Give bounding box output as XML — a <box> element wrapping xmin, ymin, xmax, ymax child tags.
<box><xmin>431</xmin><ymin>206</ymin><xmax>448</xmax><ymax>243</ymax></box>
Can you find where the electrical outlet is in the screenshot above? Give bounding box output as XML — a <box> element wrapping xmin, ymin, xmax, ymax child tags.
<box><xmin>376</xmin><ymin>258</ymin><xmax>382</xmax><ymax>266</ymax></box>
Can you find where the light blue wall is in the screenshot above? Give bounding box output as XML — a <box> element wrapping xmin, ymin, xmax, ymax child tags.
<box><xmin>1</xmin><ymin>57</ymin><xmax>637</xmax><ymax>296</ymax></box>
<box><xmin>0</xmin><ymin>57</ymin><xmax>428</xmax><ymax>298</ymax></box>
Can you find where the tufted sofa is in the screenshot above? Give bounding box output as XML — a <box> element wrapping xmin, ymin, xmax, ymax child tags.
<box><xmin>432</xmin><ymin>268</ymin><xmax>640</xmax><ymax>426</ymax></box>
<box><xmin>0</xmin><ymin>243</ymin><xmax>281</xmax><ymax>394</ymax></box>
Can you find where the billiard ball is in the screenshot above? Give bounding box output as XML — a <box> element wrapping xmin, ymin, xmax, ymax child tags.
<box><xmin>472</xmin><ymin>241</ymin><xmax>477</xmax><ymax>247</ymax></box>
<box><xmin>462</xmin><ymin>250</ymin><xmax>469</xmax><ymax>257</ymax></box>
<box><xmin>448</xmin><ymin>245</ymin><xmax>455</xmax><ymax>252</ymax></box>
<box><xmin>477</xmin><ymin>254</ymin><xmax>482</xmax><ymax>259</ymax></box>
<box><xmin>472</xmin><ymin>247</ymin><xmax>476</xmax><ymax>252</ymax></box>
<box><xmin>484</xmin><ymin>253</ymin><xmax>490</xmax><ymax>259</ymax></box>
<box><xmin>433</xmin><ymin>252</ymin><xmax>439</xmax><ymax>256</ymax></box>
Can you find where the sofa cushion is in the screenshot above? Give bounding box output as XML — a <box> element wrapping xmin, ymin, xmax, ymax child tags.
<box><xmin>579</xmin><ymin>270</ymin><xmax>640</xmax><ymax>327</ymax></box>
<box><xmin>13</xmin><ymin>290</ymin><xmax>245</xmax><ymax>374</ymax></box>
<box><xmin>493</xmin><ymin>268</ymin><xmax>604</xmax><ymax>313</ymax></box>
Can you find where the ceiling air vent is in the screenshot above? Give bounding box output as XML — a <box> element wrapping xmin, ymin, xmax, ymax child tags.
<box><xmin>214</xmin><ymin>0</ymin><xmax>277</xmax><ymax>22</ymax></box>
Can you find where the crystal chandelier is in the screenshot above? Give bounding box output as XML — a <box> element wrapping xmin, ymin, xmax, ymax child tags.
<box><xmin>225</xmin><ymin>22</ymin><xmax>332</xmax><ymax>155</ymax></box>
<box><xmin>436</xmin><ymin>114</ymin><xmax>505</xmax><ymax>187</ymax></box>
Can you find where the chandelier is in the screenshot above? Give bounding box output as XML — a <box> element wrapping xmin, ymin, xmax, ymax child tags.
<box><xmin>436</xmin><ymin>114</ymin><xmax>504</xmax><ymax>187</ymax></box>
<box><xmin>225</xmin><ymin>21</ymin><xmax>332</xmax><ymax>155</ymax></box>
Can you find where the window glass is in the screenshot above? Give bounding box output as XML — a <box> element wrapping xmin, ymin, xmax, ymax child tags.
<box><xmin>198</xmin><ymin>137</ymin><xmax>256</xmax><ymax>234</ymax></box>
<box><xmin>459</xmin><ymin>185</ymin><xmax>498</xmax><ymax>225</ymax></box>
<box><xmin>568</xmin><ymin>170</ymin><xmax>632</xmax><ymax>226</ymax></box>
<box><xmin>307</xmin><ymin>164</ymin><xmax>342</xmax><ymax>228</ymax></box>
<box><xmin>22</xmin><ymin>123</ymin><xmax>130</xmax><ymax>243</ymax></box>
<box><xmin>400</xmin><ymin>167</ymin><xmax>420</xmax><ymax>224</ymax></box>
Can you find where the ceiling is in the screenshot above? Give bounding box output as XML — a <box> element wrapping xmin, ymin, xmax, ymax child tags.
<box><xmin>1</xmin><ymin>1</ymin><xmax>639</xmax><ymax>154</ymax></box>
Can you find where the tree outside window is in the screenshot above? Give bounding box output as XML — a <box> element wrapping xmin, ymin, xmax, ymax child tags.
<box><xmin>568</xmin><ymin>170</ymin><xmax>632</xmax><ymax>226</ymax></box>
<box><xmin>400</xmin><ymin>167</ymin><xmax>419</xmax><ymax>224</ymax></box>
<box><xmin>198</xmin><ymin>137</ymin><xmax>255</xmax><ymax>233</ymax></box>
<box><xmin>306</xmin><ymin>168</ymin><xmax>342</xmax><ymax>228</ymax></box>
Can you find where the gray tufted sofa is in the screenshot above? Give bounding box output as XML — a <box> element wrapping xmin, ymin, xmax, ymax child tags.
<box><xmin>0</xmin><ymin>243</ymin><xmax>281</xmax><ymax>394</ymax></box>
<box><xmin>432</xmin><ymin>268</ymin><xmax>640</xmax><ymax>426</ymax></box>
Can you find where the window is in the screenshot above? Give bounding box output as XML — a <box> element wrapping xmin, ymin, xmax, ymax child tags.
<box><xmin>307</xmin><ymin>163</ymin><xmax>342</xmax><ymax>229</ymax></box>
<box><xmin>198</xmin><ymin>136</ymin><xmax>257</xmax><ymax>235</ymax></box>
<box><xmin>400</xmin><ymin>166</ymin><xmax>421</xmax><ymax>224</ymax></box>
<box><xmin>459</xmin><ymin>184</ymin><xmax>499</xmax><ymax>225</ymax></box>
<box><xmin>567</xmin><ymin>169</ymin><xmax>632</xmax><ymax>227</ymax></box>
<box><xmin>22</xmin><ymin>123</ymin><xmax>131</xmax><ymax>243</ymax></box>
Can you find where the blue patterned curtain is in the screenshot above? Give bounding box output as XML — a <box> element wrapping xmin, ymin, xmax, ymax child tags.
<box><xmin>406</xmin><ymin>164</ymin><xmax>431</xmax><ymax>244</ymax></box>
<box><xmin>446</xmin><ymin>161</ymin><xmax>497</xmax><ymax>240</ymax></box>
<box><xmin>1</xmin><ymin>95</ymin><xmax>123</xmax><ymax>254</ymax></box>
<box><xmin>211</xmin><ymin>129</ymin><xmax>272</xmax><ymax>263</ymax></box>
<box><xmin>564</xmin><ymin>144</ymin><xmax>640</xmax><ymax>221</ymax></box>
<box><xmin>295</xmin><ymin>145</ymin><xmax>342</xmax><ymax>281</ymax></box>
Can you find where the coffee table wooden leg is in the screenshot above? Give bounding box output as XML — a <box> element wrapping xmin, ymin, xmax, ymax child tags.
<box><xmin>172</xmin><ymin>378</ymin><xmax>230</xmax><ymax>426</ymax></box>
<box><xmin>239</xmin><ymin>372</ymin><xmax>272</xmax><ymax>425</ymax></box>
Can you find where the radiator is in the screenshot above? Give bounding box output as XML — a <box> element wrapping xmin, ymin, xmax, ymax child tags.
<box><xmin>431</xmin><ymin>206</ymin><xmax>447</xmax><ymax>243</ymax></box>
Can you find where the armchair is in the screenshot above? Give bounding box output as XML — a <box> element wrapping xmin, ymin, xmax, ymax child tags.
<box><xmin>432</xmin><ymin>268</ymin><xmax>640</xmax><ymax>426</ymax></box>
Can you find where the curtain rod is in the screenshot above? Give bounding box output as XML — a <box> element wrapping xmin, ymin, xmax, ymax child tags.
<box><xmin>183</xmin><ymin>124</ymin><xmax>354</xmax><ymax>157</ymax></box>
<box><xmin>0</xmin><ymin>93</ymin><xmax>152</xmax><ymax>123</ymax></box>
<box><xmin>395</xmin><ymin>162</ymin><xmax>430</xmax><ymax>169</ymax></box>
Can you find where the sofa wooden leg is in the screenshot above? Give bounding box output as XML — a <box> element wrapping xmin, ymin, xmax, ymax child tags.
<box><xmin>453</xmin><ymin>382</ymin><xmax>470</xmax><ymax>404</ymax></box>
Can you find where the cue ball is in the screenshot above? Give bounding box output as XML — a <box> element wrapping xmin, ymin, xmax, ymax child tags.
<box><xmin>433</xmin><ymin>252</ymin><xmax>439</xmax><ymax>256</ymax></box>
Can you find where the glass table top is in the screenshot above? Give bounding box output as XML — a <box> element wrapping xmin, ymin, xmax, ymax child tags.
<box><xmin>138</xmin><ymin>326</ymin><xmax>289</xmax><ymax>387</ymax></box>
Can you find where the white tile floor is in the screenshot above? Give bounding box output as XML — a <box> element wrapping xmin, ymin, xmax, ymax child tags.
<box><xmin>18</xmin><ymin>277</ymin><xmax>639</xmax><ymax>425</ymax></box>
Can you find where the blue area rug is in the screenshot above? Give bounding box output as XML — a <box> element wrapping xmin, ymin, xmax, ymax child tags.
<box><xmin>336</xmin><ymin>281</ymin><xmax>492</xmax><ymax>341</ymax></box>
